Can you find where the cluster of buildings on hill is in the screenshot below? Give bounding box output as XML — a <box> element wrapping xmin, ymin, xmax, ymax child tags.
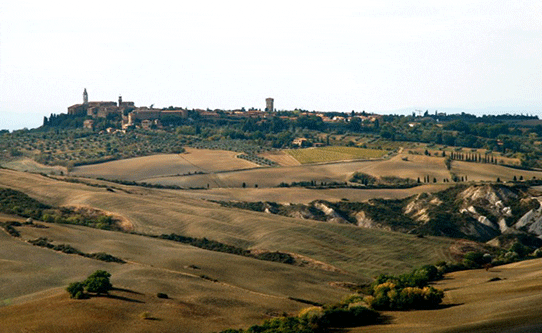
<box><xmin>68</xmin><ymin>89</ymin><xmax>187</xmax><ymax>130</ymax></box>
<box><xmin>68</xmin><ymin>89</ymin><xmax>381</xmax><ymax>130</ymax></box>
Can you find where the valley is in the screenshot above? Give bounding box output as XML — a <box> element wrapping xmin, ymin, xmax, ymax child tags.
<box><xmin>3</xmin><ymin>110</ymin><xmax>542</xmax><ymax>332</ymax></box>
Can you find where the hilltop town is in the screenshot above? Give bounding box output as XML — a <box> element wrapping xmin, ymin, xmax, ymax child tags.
<box><xmin>67</xmin><ymin>89</ymin><xmax>383</xmax><ymax>132</ymax></box>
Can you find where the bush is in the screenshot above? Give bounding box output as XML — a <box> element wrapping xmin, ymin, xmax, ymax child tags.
<box><xmin>372</xmin><ymin>265</ymin><xmax>441</xmax><ymax>290</ymax></box>
<box><xmin>219</xmin><ymin>302</ymin><xmax>379</xmax><ymax>333</ymax></box>
<box><xmin>463</xmin><ymin>251</ymin><xmax>491</xmax><ymax>267</ymax></box>
<box><xmin>139</xmin><ymin>312</ymin><xmax>152</xmax><ymax>320</ymax></box>
<box><xmin>350</xmin><ymin>172</ymin><xmax>377</xmax><ymax>185</ymax></box>
<box><xmin>86</xmin><ymin>252</ymin><xmax>126</xmax><ymax>263</ymax></box>
<box><xmin>509</xmin><ymin>242</ymin><xmax>531</xmax><ymax>258</ymax></box>
<box><xmin>84</xmin><ymin>270</ymin><xmax>112</xmax><ymax>295</ymax></box>
<box><xmin>369</xmin><ymin>283</ymin><xmax>444</xmax><ymax>310</ymax></box>
<box><xmin>368</xmin><ymin>265</ymin><xmax>444</xmax><ymax>310</ymax></box>
<box><xmin>66</xmin><ymin>281</ymin><xmax>86</xmax><ymax>299</ymax></box>
<box><xmin>157</xmin><ymin>292</ymin><xmax>169</xmax><ymax>299</ymax></box>
<box><xmin>320</xmin><ymin>305</ymin><xmax>379</xmax><ymax>327</ymax></box>
<box><xmin>0</xmin><ymin>222</ymin><xmax>20</xmax><ymax>237</ymax></box>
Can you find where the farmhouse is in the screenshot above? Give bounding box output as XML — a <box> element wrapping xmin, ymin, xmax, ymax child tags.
<box><xmin>83</xmin><ymin>119</ymin><xmax>94</xmax><ymax>129</ymax></box>
<box><xmin>292</xmin><ymin>137</ymin><xmax>310</xmax><ymax>147</ymax></box>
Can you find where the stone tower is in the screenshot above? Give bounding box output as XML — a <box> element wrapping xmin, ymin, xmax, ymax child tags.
<box><xmin>118</xmin><ymin>95</ymin><xmax>122</xmax><ymax>107</ymax></box>
<box><xmin>266</xmin><ymin>97</ymin><xmax>274</xmax><ymax>112</ymax></box>
<box><xmin>83</xmin><ymin>88</ymin><xmax>88</xmax><ymax>105</ymax></box>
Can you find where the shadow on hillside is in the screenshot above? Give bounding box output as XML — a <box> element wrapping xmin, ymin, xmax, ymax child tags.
<box><xmin>111</xmin><ymin>287</ymin><xmax>144</xmax><ymax>295</ymax></box>
<box><xmin>327</xmin><ymin>328</ymin><xmax>348</xmax><ymax>333</ymax></box>
<box><xmin>376</xmin><ymin>314</ymin><xmax>394</xmax><ymax>325</ymax></box>
<box><xmin>440</xmin><ymin>276</ymin><xmax>455</xmax><ymax>281</ymax></box>
<box><xmin>92</xmin><ymin>293</ymin><xmax>145</xmax><ymax>303</ymax></box>
<box><xmin>432</xmin><ymin>303</ymin><xmax>463</xmax><ymax>310</ymax></box>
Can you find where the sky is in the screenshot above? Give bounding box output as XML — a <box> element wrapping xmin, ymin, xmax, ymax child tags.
<box><xmin>1</xmin><ymin>1</ymin><xmax>541</xmax><ymax>131</ymax></box>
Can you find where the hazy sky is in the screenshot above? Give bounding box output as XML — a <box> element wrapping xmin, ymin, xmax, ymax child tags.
<box><xmin>1</xmin><ymin>1</ymin><xmax>541</xmax><ymax>130</ymax></box>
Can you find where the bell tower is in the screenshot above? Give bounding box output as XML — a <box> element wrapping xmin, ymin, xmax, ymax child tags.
<box><xmin>266</xmin><ymin>97</ymin><xmax>274</xmax><ymax>112</ymax></box>
<box><xmin>83</xmin><ymin>88</ymin><xmax>88</xmax><ymax>105</ymax></box>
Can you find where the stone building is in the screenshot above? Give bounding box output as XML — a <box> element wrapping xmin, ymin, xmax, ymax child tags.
<box><xmin>83</xmin><ymin>119</ymin><xmax>94</xmax><ymax>129</ymax></box>
<box><xmin>68</xmin><ymin>89</ymin><xmax>134</xmax><ymax>118</ymax></box>
<box><xmin>69</xmin><ymin>89</ymin><xmax>188</xmax><ymax>130</ymax></box>
<box><xmin>266</xmin><ymin>98</ymin><xmax>274</xmax><ymax>112</ymax></box>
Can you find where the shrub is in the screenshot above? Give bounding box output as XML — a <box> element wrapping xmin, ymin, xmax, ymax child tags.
<box><xmin>220</xmin><ymin>302</ymin><xmax>379</xmax><ymax>332</ymax></box>
<box><xmin>341</xmin><ymin>294</ymin><xmax>364</xmax><ymax>305</ymax></box>
<box><xmin>139</xmin><ymin>312</ymin><xmax>152</xmax><ymax>320</ymax></box>
<box><xmin>157</xmin><ymin>292</ymin><xmax>168</xmax><ymax>299</ymax></box>
<box><xmin>372</xmin><ymin>264</ymin><xmax>441</xmax><ymax>290</ymax></box>
<box><xmin>463</xmin><ymin>251</ymin><xmax>491</xmax><ymax>267</ymax></box>
<box><xmin>368</xmin><ymin>265</ymin><xmax>444</xmax><ymax>310</ymax></box>
<box><xmin>370</xmin><ymin>283</ymin><xmax>444</xmax><ymax>310</ymax></box>
<box><xmin>84</xmin><ymin>270</ymin><xmax>112</xmax><ymax>295</ymax></box>
<box><xmin>66</xmin><ymin>281</ymin><xmax>86</xmax><ymax>299</ymax></box>
<box><xmin>86</xmin><ymin>252</ymin><xmax>126</xmax><ymax>263</ymax></box>
<box><xmin>320</xmin><ymin>305</ymin><xmax>379</xmax><ymax>327</ymax></box>
<box><xmin>0</xmin><ymin>222</ymin><xmax>20</xmax><ymax>237</ymax></box>
<box><xmin>253</xmin><ymin>252</ymin><xmax>295</xmax><ymax>264</ymax></box>
<box><xmin>350</xmin><ymin>172</ymin><xmax>377</xmax><ymax>185</ymax></box>
<box><xmin>509</xmin><ymin>242</ymin><xmax>530</xmax><ymax>258</ymax></box>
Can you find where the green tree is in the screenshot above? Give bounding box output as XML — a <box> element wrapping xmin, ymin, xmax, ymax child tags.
<box><xmin>84</xmin><ymin>270</ymin><xmax>112</xmax><ymax>294</ymax></box>
<box><xmin>66</xmin><ymin>281</ymin><xmax>86</xmax><ymax>299</ymax></box>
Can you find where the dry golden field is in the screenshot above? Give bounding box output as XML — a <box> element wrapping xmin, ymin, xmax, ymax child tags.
<box><xmin>184</xmin><ymin>185</ymin><xmax>450</xmax><ymax>204</ymax></box>
<box><xmin>42</xmin><ymin>146</ymin><xmax>542</xmax><ymax>192</ymax></box>
<box><xmin>0</xmin><ymin>169</ymin><xmax>455</xmax><ymax>277</ymax></box>
<box><xmin>450</xmin><ymin>160</ymin><xmax>542</xmax><ymax>182</ymax></box>
<box><xmin>142</xmin><ymin>155</ymin><xmax>406</xmax><ymax>189</ymax></box>
<box><xmin>3</xmin><ymin>217</ymin><xmax>542</xmax><ymax>332</ymax></box>
<box><xmin>0</xmin><ymin>222</ymin><xmax>344</xmax><ymax>332</ymax></box>
<box><xmin>0</xmin><ymin>168</ymin><xmax>460</xmax><ymax>332</ymax></box>
<box><xmin>72</xmin><ymin>148</ymin><xmax>260</xmax><ymax>181</ymax></box>
<box><xmin>2</xmin><ymin>161</ymin><xmax>542</xmax><ymax>331</ymax></box>
<box><xmin>142</xmin><ymin>152</ymin><xmax>542</xmax><ymax>190</ymax></box>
